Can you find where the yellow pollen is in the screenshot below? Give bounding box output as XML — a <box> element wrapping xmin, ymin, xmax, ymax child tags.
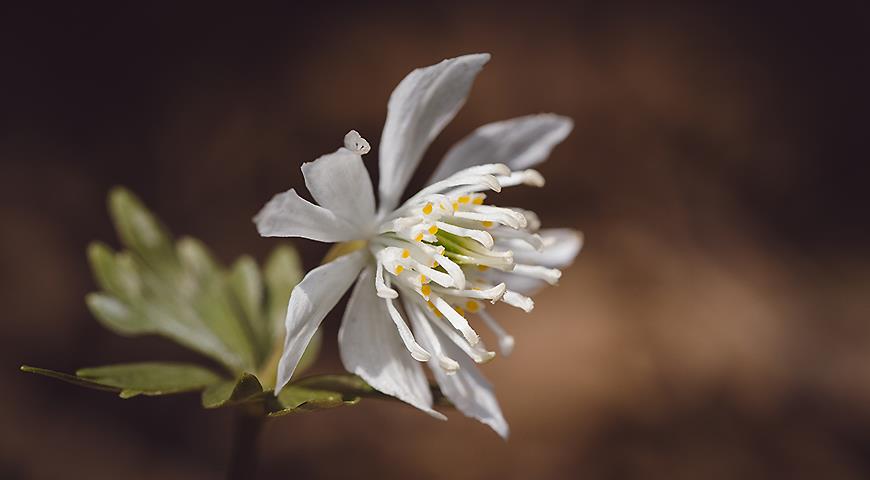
<box><xmin>472</xmin><ymin>197</ymin><xmax>484</xmax><ymax>205</ymax></box>
<box><xmin>452</xmin><ymin>202</ymin><xmax>458</xmax><ymax>211</ymax></box>
<box><xmin>421</xmin><ymin>285</ymin><xmax>431</xmax><ymax>297</ymax></box>
<box><xmin>481</xmin><ymin>221</ymin><xmax>493</xmax><ymax>228</ymax></box>
<box><xmin>401</xmin><ymin>249</ymin><xmax>410</xmax><ymax>258</ymax></box>
<box><xmin>420</xmin><ymin>274</ymin><xmax>429</xmax><ymax>284</ymax></box>
<box><xmin>477</xmin><ymin>265</ymin><xmax>489</xmax><ymax>271</ymax></box>
<box><xmin>414</xmin><ymin>233</ymin><xmax>424</xmax><ymax>242</ymax></box>
<box><xmin>455</xmin><ymin>306</ymin><xmax>465</xmax><ymax>317</ymax></box>
<box><xmin>432</xmin><ymin>261</ymin><xmax>439</xmax><ymax>267</ymax></box>
<box><xmin>428</xmin><ymin>225</ymin><xmax>439</xmax><ymax>235</ymax></box>
<box><xmin>458</xmin><ymin>195</ymin><xmax>470</xmax><ymax>204</ymax></box>
<box><xmin>466</xmin><ymin>301</ymin><xmax>479</xmax><ymax>312</ymax></box>
<box><xmin>394</xmin><ymin>265</ymin><xmax>404</xmax><ymax>275</ymax></box>
<box><xmin>422</xmin><ymin>203</ymin><xmax>433</xmax><ymax>215</ymax></box>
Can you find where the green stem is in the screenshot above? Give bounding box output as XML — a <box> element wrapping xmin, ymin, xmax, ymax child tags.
<box><xmin>226</xmin><ymin>410</ymin><xmax>265</xmax><ymax>480</ymax></box>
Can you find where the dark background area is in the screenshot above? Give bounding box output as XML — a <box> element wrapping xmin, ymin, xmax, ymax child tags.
<box><xmin>2</xmin><ymin>2</ymin><xmax>868</xmax><ymax>479</ymax></box>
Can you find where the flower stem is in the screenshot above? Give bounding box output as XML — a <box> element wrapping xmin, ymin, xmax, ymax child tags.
<box><xmin>226</xmin><ymin>409</ymin><xmax>265</xmax><ymax>480</ymax></box>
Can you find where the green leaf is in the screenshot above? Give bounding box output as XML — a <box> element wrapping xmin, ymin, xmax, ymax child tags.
<box><xmin>228</xmin><ymin>256</ymin><xmax>269</xmax><ymax>356</ymax></box>
<box><xmin>89</xmin><ymin>188</ymin><xmax>262</xmax><ymax>373</ymax></box>
<box><xmin>263</xmin><ymin>245</ymin><xmax>302</xmax><ymax>339</ymax></box>
<box><xmin>293</xmin><ymin>374</ymin><xmax>380</xmax><ymax>397</ymax></box>
<box><xmin>201</xmin><ymin>373</ymin><xmax>265</xmax><ymax>409</ymax></box>
<box><xmin>21</xmin><ymin>363</ymin><xmax>222</xmax><ymax>398</ymax></box>
<box><xmin>21</xmin><ymin>365</ymin><xmax>123</xmax><ymax>393</ymax></box>
<box><xmin>76</xmin><ymin>362</ymin><xmax>222</xmax><ymax>398</ymax></box>
<box><xmin>266</xmin><ymin>385</ymin><xmax>360</xmax><ymax>417</ymax></box>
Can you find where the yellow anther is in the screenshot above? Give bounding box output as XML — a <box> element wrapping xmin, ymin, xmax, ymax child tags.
<box><xmin>394</xmin><ymin>265</ymin><xmax>404</xmax><ymax>275</ymax></box>
<box><xmin>401</xmin><ymin>249</ymin><xmax>410</xmax><ymax>259</ymax></box>
<box><xmin>420</xmin><ymin>274</ymin><xmax>429</xmax><ymax>284</ymax></box>
<box><xmin>432</xmin><ymin>261</ymin><xmax>439</xmax><ymax>268</ymax></box>
<box><xmin>458</xmin><ymin>195</ymin><xmax>470</xmax><ymax>204</ymax></box>
<box><xmin>455</xmin><ymin>306</ymin><xmax>465</xmax><ymax>317</ymax></box>
<box><xmin>477</xmin><ymin>265</ymin><xmax>489</xmax><ymax>272</ymax></box>
<box><xmin>472</xmin><ymin>197</ymin><xmax>484</xmax><ymax>205</ymax></box>
<box><xmin>481</xmin><ymin>221</ymin><xmax>493</xmax><ymax>228</ymax></box>
<box><xmin>421</xmin><ymin>285</ymin><xmax>431</xmax><ymax>297</ymax></box>
<box><xmin>466</xmin><ymin>301</ymin><xmax>480</xmax><ymax>312</ymax></box>
<box><xmin>422</xmin><ymin>203</ymin><xmax>433</xmax><ymax>215</ymax></box>
<box><xmin>414</xmin><ymin>233</ymin><xmax>424</xmax><ymax>242</ymax></box>
<box><xmin>452</xmin><ymin>202</ymin><xmax>459</xmax><ymax>211</ymax></box>
<box><xmin>428</xmin><ymin>225</ymin><xmax>438</xmax><ymax>235</ymax></box>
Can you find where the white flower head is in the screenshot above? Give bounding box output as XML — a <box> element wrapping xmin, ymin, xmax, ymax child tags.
<box><xmin>255</xmin><ymin>53</ymin><xmax>582</xmax><ymax>438</ymax></box>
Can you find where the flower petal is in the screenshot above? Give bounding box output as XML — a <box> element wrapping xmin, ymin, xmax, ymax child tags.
<box><xmin>378</xmin><ymin>53</ymin><xmax>491</xmax><ymax>213</ymax></box>
<box><xmin>338</xmin><ymin>266</ymin><xmax>445</xmax><ymax>419</ymax></box>
<box><xmin>275</xmin><ymin>250</ymin><xmax>367</xmax><ymax>393</ymax></box>
<box><xmin>429</xmin><ymin>114</ymin><xmax>574</xmax><ymax>183</ymax></box>
<box><xmin>254</xmin><ymin>188</ymin><xmax>363</xmax><ymax>242</ymax></box>
<box><xmin>301</xmin><ymin>148</ymin><xmax>376</xmax><ymax>231</ymax></box>
<box><xmin>511</xmin><ymin>229</ymin><xmax>583</xmax><ymax>268</ymax></box>
<box><xmin>411</xmin><ymin>305</ymin><xmax>509</xmax><ymax>439</ymax></box>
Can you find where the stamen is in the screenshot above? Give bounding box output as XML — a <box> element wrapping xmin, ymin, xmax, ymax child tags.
<box><xmin>503</xmin><ymin>290</ymin><xmax>535</xmax><ymax>312</ymax></box>
<box><xmin>432</xmin><ymin>295</ymin><xmax>480</xmax><ymax>345</ymax></box>
<box><xmin>435</xmin><ymin>221</ymin><xmax>494</xmax><ymax>248</ymax></box>
<box><xmin>496</xmin><ymin>169</ymin><xmax>545</xmax><ymax>188</ymax></box>
<box><xmin>422</xmin><ymin>203</ymin><xmax>433</xmax><ymax>215</ymax></box>
<box><xmin>404</xmin><ymin>301</ymin><xmax>460</xmax><ymax>375</ymax></box>
<box><xmin>374</xmin><ymin>262</ymin><xmax>398</xmax><ymax>299</ymax></box>
<box><xmin>385</xmin><ymin>298</ymin><xmax>431</xmax><ymax>361</ymax></box>
<box><xmin>478</xmin><ymin>310</ymin><xmax>515</xmax><ymax>356</ymax></box>
<box><xmin>512</xmin><ymin>264</ymin><xmax>562</xmax><ymax>285</ymax></box>
<box><xmin>434</xmin><ymin>283</ymin><xmax>506</xmax><ymax>303</ymax></box>
<box><xmin>428</xmin><ymin>312</ymin><xmax>495</xmax><ymax>363</ymax></box>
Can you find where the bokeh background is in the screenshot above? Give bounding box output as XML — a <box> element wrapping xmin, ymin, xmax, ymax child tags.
<box><xmin>2</xmin><ymin>2</ymin><xmax>868</xmax><ymax>479</ymax></box>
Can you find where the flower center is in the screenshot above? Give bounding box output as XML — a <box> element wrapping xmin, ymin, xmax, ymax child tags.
<box><xmin>346</xmin><ymin>130</ymin><xmax>563</xmax><ymax>372</ymax></box>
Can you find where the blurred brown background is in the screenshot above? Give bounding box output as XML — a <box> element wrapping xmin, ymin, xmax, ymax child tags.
<box><xmin>2</xmin><ymin>2</ymin><xmax>868</xmax><ymax>479</ymax></box>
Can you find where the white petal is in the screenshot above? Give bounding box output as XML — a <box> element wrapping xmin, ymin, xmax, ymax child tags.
<box><xmin>378</xmin><ymin>53</ymin><xmax>491</xmax><ymax>213</ymax></box>
<box><xmin>254</xmin><ymin>188</ymin><xmax>363</xmax><ymax>242</ymax></box>
<box><xmin>339</xmin><ymin>266</ymin><xmax>445</xmax><ymax>419</ymax></box>
<box><xmin>275</xmin><ymin>250</ymin><xmax>367</xmax><ymax>393</ymax></box>
<box><xmin>416</xmin><ymin>317</ymin><xmax>509</xmax><ymax>439</ymax></box>
<box><xmin>301</xmin><ymin>148</ymin><xmax>376</xmax><ymax>231</ymax></box>
<box><xmin>511</xmin><ymin>229</ymin><xmax>583</xmax><ymax>268</ymax></box>
<box><xmin>429</xmin><ymin>114</ymin><xmax>574</xmax><ymax>183</ymax></box>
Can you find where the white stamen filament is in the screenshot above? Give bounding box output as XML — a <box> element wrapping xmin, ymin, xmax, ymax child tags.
<box><xmin>375</xmin><ymin>262</ymin><xmax>398</xmax><ymax>299</ymax></box>
<box><xmin>427</xmin><ymin>312</ymin><xmax>496</xmax><ymax>364</ymax></box>
<box><xmin>435</xmin><ymin>221</ymin><xmax>494</xmax><ymax>248</ymax></box>
<box><xmin>502</xmin><ymin>290</ymin><xmax>535</xmax><ymax>312</ymax></box>
<box><xmin>478</xmin><ymin>309</ymin><xmax>515</xmax><ymax>356</ymax></box>
<box><xmin>431</xmin><ymin>295</ymin><xmax>480</xmax><ymax>345</ymax></box>
<box><xmin>385</xmin><ymin>297</ymin><xmax>431</xmax><ymax>362</ymax></box>
<box><xmin>512</xmin><ymin>264</ymin><xmax>562</xmax><ymax>285</ymax></box>
<box><xmin>405</xmin><ymin>301</ymin><xmax>460</xmax><ymax>374</ymax></box>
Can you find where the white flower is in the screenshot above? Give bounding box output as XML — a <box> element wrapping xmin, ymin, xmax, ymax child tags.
<box><xmin>255</xmin><ymin>53</ymin><xmax>581</xmax><ymax>438</ymax></box>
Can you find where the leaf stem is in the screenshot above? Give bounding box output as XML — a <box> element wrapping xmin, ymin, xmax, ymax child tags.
<box><xmin>226</xmin><ymin>408</ymin><xmax>266</xmax><ymax>480</ymax></box>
